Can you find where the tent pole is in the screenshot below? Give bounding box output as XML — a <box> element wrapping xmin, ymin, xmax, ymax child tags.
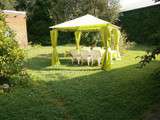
<box><xmin>101</xmin><ymin>26</ymin><xmax>112</xmax><ymax>71</ymax></box>
<box><xmin>74</xmin><ymin>31</ymin><xmax>82</xmax><ymax>51</ymax></box>
<box><xmin>113</xmin><ymin>29</ymin><xmax>121</xmax><ymax>60</ymax></box>
<box><xmin>50</xmin><ymin>30</ymin><xmax>60</xmax><ymax>65</ymax></box>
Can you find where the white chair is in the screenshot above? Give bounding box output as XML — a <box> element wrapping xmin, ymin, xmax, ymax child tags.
<box><xmin>91</xmin><ymin>50</ymin><xmax>102</xmax><ymax>66</ymax></box>
<box><xmin>108</xmin><ymin>48</ymin><xmax>121</xmax><ymax>61</ymax></box>
<box><xmin>80</xmin><ymin>50</ymin><xmax>91</xmax><ymax>66</ymax></box>
<box><xmin>70</xmin><ymin>50</ymin><xmax>81</xmax><ymax>64</ymax></box>
<box><xmin>92</xmin><ymin>47</ymin><xmax>105</xmax><ymax>57</ymax></box>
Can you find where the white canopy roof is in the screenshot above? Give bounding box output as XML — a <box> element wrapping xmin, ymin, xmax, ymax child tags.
<box><xmin>50</xmin><ymin>14</ymin><xmax>110</xmax><ymax>29</ymax></box>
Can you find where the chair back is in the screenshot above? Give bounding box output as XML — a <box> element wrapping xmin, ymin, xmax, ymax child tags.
<box><xmin>80</xmin><ymin>50</ymin><xmax>91</xmax><ymax>59</ymax></box>
<box><xmin>70</xmin><ymin>50</ymin><xmax>80</xmax><ymax>58</ymax></box>
<box><xmin>91</xmin><ymin>50</ymin><xmax>101</xmax><ymax>59</ymax></box>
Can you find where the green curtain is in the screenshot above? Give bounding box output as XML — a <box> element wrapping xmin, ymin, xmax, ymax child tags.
<box><xmin>100</xmin><ymin>29</ymin><xmax>105</xmax><ymax>47</ymax></box>
<box><xmin>50</xmin><ymin>24</ymin><xmax>120</xmax><ymax>70</ymax></box>
<box><xmin>50</xmin><ymin>30</ymin><xmax>60</xmax><ymax>65</ymax></box>
<box><xmin>74</xmin><ymin>31</ymin><xmax>82</xmax><ymax>51</ymax></box>
<box><xmin>100</xmin><ymin>26</ymin><xmax>112</xmax><ymax>71</ymax></box>
<box><xmin>113</xmin><ymin>29</ymin><xmax>121</xmax><ymax>59</ymax></box>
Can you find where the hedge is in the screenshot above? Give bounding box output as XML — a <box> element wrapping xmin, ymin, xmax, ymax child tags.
<box><xmin>119</xmin><ymin>4</ymin><xmax>160</xmax><ymax>45</ymax></box>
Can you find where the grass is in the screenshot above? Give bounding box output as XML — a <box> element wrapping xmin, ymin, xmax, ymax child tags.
<box><xmin>0</xmin><ymin>45</ymin><xmax>160</xmax><ymax>120</ymax></box>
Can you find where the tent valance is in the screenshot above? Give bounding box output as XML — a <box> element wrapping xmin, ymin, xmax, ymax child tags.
<box><xmin>50</xmin><ymin>14</ymin><xmax>121</xmax><ymax>71</ymax></box>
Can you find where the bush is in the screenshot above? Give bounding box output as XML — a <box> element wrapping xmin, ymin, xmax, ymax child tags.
<box><xmin>0</xmin><ymin>14</ymin><xmax>25</xmax><ymax>85</ymax></box>
<box><xmin>11</xmin><ymin>70</ymin><xmax>31</xmax><ymax>87</ymax></box>
<box><xmin>151</xmin><ymin>68</ymin><xmax>160</xmax><ymax>80</ymax></box>
<box><xmin>120</xmin><ymin>31</ymin><xmax>136</xmax><ymax>49</ymax></box>
<box><xmin>118</xmin><ymin>31</ymin><xmax>127</xmax><ymax>54</ymax></box>
<box><xmin>80</xmin><ymin>31</ymin><xmax>128</xmax><ymax>52</ymax></box>
<box><xmin>138</xmin><ymin>46</ymin><xmax>160</xmax><ymax>68</ymax></box>
<box><xmin>138</xmin><ymin>46</ymin><xmax>160</xmax><ymax>80</ymax></box>
<box><xmin>81</xmin><ymin>32</ymin><xmax>100</xmax><ymax>46</ymax></box>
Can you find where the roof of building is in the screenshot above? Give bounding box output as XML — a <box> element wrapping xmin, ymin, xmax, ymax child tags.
<box><xmin>2</xmin><ymin>10</ymin><xmax>26</xmax><ymax>15</ymax></box>
<box><xmin>121</xmin><ymin>1</ymin><xmax>160</xmax><ymax>12</ymax></box>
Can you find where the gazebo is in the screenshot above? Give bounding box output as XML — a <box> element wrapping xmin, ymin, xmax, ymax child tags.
<box><xmin>50</xmin><ymin>14</ymin><xmax>121</xmax><ymax>71</ymax></box>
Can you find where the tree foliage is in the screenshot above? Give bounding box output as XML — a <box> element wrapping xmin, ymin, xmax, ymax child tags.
<box><xmin>13</xmin><ymin>0</ymin><xmax>120</xmax><ymax>45</ymax></box>
<box><xmin>0</xmin><ymin>0</ymin><xmax>120</xmax><ymax>45</ymax></box>
<box><xmin>47</xmin><ymin>0</ymin><xmax>120</xmax><ymax>24</ymax></box>
<box><xmin>154</xmin><ymin>0</ymin><xmax>160</xmax><ymax>2</ymax></box>
<box><xmin>0</xmin><ymin>0</ymin><xmax>16</xmax><ymax>9</ymax></box>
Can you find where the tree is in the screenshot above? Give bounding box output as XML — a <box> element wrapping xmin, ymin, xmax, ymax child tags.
<box><xmin>47</xmin><ymin>0</ymin><xmax>120</xmax><ymax>24</ymax></box>
<box><xmin>154</xmin><ymin>0</ymin><xmax>160</xmax><ymax>2</ymax></box>
<box><xmin>0</xmin><ymin>0</ymin><xmax>16</xmax><ymax>9</ymax></box>
<box><xmin>14</xmin><ymin>0</ymin><xmax>120</xmax><ymax>45</ymax></box>
<box><xmin>15</xmin><ymin>0</ymin><xmax>52</xmax><ymax>45</ymax></box>
<box><xmin>47</xmin><ymin>0</ymin><xmax>120</xmax><ymax>45</ymax></box>
<box><xmin>15</xmin><ymin>0</ymin><xmax>33</xmax><ymax>11</ymax></box>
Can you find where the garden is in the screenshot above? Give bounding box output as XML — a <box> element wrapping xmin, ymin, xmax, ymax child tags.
<box><xmin>0</xmin><ymin>44</ymin><xmax>160</xmax><ymax>120</ymax></box>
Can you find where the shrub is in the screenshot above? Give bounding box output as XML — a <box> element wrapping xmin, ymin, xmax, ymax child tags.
<box><xmin>81</xmin><ymin>32</ymin><xmax>101</xmax><ymax>46</ymax></box>
<box><xmin>138</xmin><ymin>46</ymin><xmax>160</xmax><ymax>80</ymax></box>
<box><xmin>0</xmin><ymin>13</ymin><xmax>25</xmax><ymax>85</ymax></box>
<box><xmin>117</xmin><ymin>31</ymin><xmax>127</xmax><ymax>55</ymax></box>
<box><xmin>11</xmin><ymin>70</ymin><xmax>31</xmax><ymax>87</ymax></box>
<box><xmin>138</xmin><ymin>46</ymin><xmax>160</xmax><ymax>68</ymax></box>
<box><xmin>151</xmin><ymin>68</ymin><xmax>160</xmax><ymax>80</ymax></box>
<box><xmin>80</xmin><ymin>31</ymin><xmax>128</xmax><ymax>52</ymax></box>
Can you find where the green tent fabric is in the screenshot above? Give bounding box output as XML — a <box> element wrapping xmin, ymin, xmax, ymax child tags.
<box><xmin>50</xmin><ymin>30</ymin><xmax>60</xmax><ymax>65</ymax></box>
<box><xmin>50</xmin><ymin>14</ymin><xmax>121</xmax><ymax>70</ymax></box>
<box><xmin>74</xmin><ymin>31</ymin><xmax>82</xmax><ymax>51</ymax></box>
<box><xmin>112</xmin><ymin>28</ymin><xmax>121</xmax><ymax>60</ymax></box>
<box><xmin>101</xmin><ymin>26</ymin><xmax>112</xmax><ymax>70</ymax></box>
<box><xmin>114</xmin><ymin>29</ymin><xmax>121</xmax><ymax>59</ymax></box>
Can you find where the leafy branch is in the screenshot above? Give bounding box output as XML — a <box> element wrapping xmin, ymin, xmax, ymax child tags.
<box><xmin>138</xmin><ymin>47</ymin><xmax>160</xmax><ymax>68</ymax></box>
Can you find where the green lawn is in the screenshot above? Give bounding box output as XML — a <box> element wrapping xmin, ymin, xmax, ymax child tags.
<box><xmin>0</xmin><ymin>45</ymin><xmax>160</xmax><ymax>120</ymax></box>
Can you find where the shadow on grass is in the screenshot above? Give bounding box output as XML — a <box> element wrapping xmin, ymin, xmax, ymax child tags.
<box><xmin>26</xmin><ymin>53</ymin><xmax>51</xmax><ymax>70</ymax></box>
<box><xmin>26</xmin><ymin>53</ymin><xmax>101</xmax><ymax>71</ymax></box>
<box><xmin>1</xmin><ymin>60</ymin><xmax>160</xmax><ymax>120</ymax></box>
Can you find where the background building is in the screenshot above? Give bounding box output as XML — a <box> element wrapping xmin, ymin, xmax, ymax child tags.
<box><xmin>3</xmin><ymin>10</ymin><xmax>28</xmax><ymax>48</ymax></box>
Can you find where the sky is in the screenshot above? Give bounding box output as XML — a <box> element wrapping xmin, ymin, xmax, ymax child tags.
<box><xmin>120</xmin><ymin>0</ymin><xmax>160</xmax><ymax>11</ymax></box>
